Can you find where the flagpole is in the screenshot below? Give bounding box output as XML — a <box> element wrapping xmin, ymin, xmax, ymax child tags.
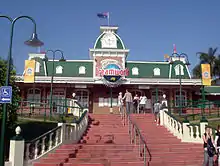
<box><xmin>107</xmin><ymin>12</ymin><xmax>110</xmax><ymax>26</ymax></box>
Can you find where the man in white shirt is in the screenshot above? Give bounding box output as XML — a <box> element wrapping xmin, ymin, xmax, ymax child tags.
<box><xmin>139</xmin><ymin>95</ymin><xmax>147</xmax><ymax>113</ymax></box>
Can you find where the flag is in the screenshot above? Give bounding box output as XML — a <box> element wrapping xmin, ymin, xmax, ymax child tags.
<box><xmin>201</xmin><ymin>64</ymin><xmax>211</xmax><ymax>86</ymax></box>
<box><xmin>24</xmin><ymin>60</ymin><xmax>36</xmax><ymax>83</ymax></box>
<box><xmin>97</xmin><ymin>12</ymin><xmax>109</xmax><ymax>19</ymax></box>
<box><xmin>164</xmin><ymin>54</ymin><xmax>170</xmax><ymax>61</ymax></box>
<box><xmin>173</xmin><ymin>44</ymin><xmax>177</xmax><ymax>54</ymax></box>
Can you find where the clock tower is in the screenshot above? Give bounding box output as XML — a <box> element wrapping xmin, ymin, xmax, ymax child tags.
<box><xmin>89</xmin><ymin>26</ymin><xmax>130</xmax><ymax>80</ymax></box>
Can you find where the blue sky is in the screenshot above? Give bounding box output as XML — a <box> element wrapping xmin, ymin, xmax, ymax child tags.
<box><xmin>0</xmin><ymin>0</ymin><xmax>220</xmax><ymax>74</ymax></box>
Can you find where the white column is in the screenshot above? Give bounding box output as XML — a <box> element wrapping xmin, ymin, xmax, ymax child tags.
<box><xmin>160</xmin><ymin>109</ymin><xmax>164</xmax><ymax>125</ymax></box>
<box><xmin>200</xmin><ymin>121</ymin><xmax>208</xmax><ymax>137</ymax></box>
<box><xmin>9</xmin><ymin>126</ymin><xmax>24</xmax><ymax>166</ymax></box>
<box><xmin>182</xmin><ymin>122</ymin><xmax>190</xmax><ymax>142</ymax></box>
<box><xmin>58</xmin><ymin>123</ymin><xmax>66</xmax><ymax>143</ymax></box>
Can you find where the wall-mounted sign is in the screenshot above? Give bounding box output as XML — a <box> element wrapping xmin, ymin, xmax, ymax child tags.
<box><xmin>95</xmin><ymin>58</ymin><xmax>129</xmax><ymax>87</ymax></box>
<box><xmin>201</xmin><ymin>64</ymin><xmax>211</xmax><ymax>86</ymax></box>
<box><xmin>138</xmin><ymin>85</ymin><xmax>150</xmax><ymax>89</ymax></box>
<box><xmin>24</xmin><ymin>60</ymin><xmax>36</xmax><ymax>83</ymax></box>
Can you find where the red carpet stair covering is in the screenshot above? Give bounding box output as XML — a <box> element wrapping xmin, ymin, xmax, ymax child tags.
<box><xmin>33</xmin><ymin>114</ymin><xmax>204</xmax><ymax>166</ymax></box>
<box><xmin>130</xmin><ymin>114</ymin><xmax>203</xmax><ymax>166</ymax></box>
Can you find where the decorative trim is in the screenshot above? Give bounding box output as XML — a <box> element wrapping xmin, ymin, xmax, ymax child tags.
<box><xmin>43</xmin><ymin>61</ymin><xmax>47</xmax><ymax>76</ymax></box>
<box><xmin>186</xmin><ymin>65</ymin><xmax>191</xmax><ymax>79</ymax></box>
<box><xmin>127</xmin><ymin>61</ymin><xmax>169</xmax><ymax>64</ymax></box>
<box><xmin>15</xmin><ymin>76</ymin><xmax>202</xmax><ymax>85</ymax></box>
<box><xmin>169</xmin><ymin>64</ymin><xmax>172</xmax><ymax>79</ymax></box>
<box><xmin>48</xmin><ymin>60</ymin><xmax>93</xmax><ymax>62</ymax></box>
<box><xmin>90</xmin><ymin>49</ymin><xmax>129</xmax><ymax>53</ymax></box>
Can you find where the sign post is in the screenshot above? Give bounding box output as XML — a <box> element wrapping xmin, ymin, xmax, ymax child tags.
<box><xmin>200</xmin><ymin>64</ymin><xmax>211</xmax><ymax>122</ymax></box>
<box><xmin>0</xmin><ymin>86</ymin><xmax>12</xmax><ymax>104</ymax></box>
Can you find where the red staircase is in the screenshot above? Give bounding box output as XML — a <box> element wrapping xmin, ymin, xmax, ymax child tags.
<box><xmin>130</xmin><ymin>114</ymin><xmax>204</xmax><ymax>166</ymax></box>
<box><xmin>33</xmin><ymin>114</ymin><xmax>143</xmax><ymax>166</ymax></box>
<box><xmin>33</xmin><ymin>113</ymin><xmax>205</xmax><ymax>166</ymax></box>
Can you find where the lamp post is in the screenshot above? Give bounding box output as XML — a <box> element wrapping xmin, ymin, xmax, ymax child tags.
<box><xmin>172</xmin><ymin>53</ymin><xmax>189</xmax><ymax>116</ymax></box>
<box><xmin>0</xmin><ymin>15</ymin><xmax>44</xmax><ymax>166</ymax></box>
<box><xmin>46</xmin><ymin>50</ymin><xmax>65</xmax><ymax>120</ymax></box>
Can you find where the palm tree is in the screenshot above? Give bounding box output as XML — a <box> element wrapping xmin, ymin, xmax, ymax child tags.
<box><xmin>192</xmin><ymin>64</ymin><xmax>201</xmax><ymax>78</ymax></box>
<box><xmin>193</xmin><ymin>47</ymin><xmax>219</xmax><ymax>78</ymax></box>
<box><xmin>213</xmin><ymin>55</ymin><xmax>220</xmax><ymax>79</ymax></box>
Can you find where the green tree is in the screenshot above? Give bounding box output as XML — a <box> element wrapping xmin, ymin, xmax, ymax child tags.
<box><xmin>0</xmin><ymin>58</ymin><xmax>20</xmax><ymax>133</ymax></box>
<box><xmin>193</xmin><ymin>47</ymin><xmax>220</xmax><ymax>78</ymax></box>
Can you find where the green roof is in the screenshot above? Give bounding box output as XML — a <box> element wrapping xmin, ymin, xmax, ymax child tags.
<box><xmin>126</xmin><ymin>62</ymin><xmax>170</xmax><ymax>78</ymax></box>
<box><xmin>46</xmin><ymin>61</ymin><xmax>93</xmax><ymax>77</ymax></box>
<box><xmin>170</xmin><ymin>61</ymin><xmax>190</xmax><ymax>79</ymax></box>
<box><xmin>31</xmin><ymin>57</ymin><xmax>93</xmax><ymax>77</ymax></box>
<box><xmin>126</xmin><ymin>61</ymin><xmax>190</xmax><ymax>79</ymax></box>
<box><xmin>31</xmin><ymin>57</ymin><xmax>191</xmax><ymax>79</ymax></box>
<box><xmin>94</xmin><ymin>33</ymin><xmax>125</xmax><ymax>49</ymax></box>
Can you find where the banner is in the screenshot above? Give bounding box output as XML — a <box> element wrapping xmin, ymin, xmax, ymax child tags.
<box><xmin>24</xmin><ymin>60</ymin><xmax>35</xmax><ymax>83</ymax></box>
<box><xmin>201</xmin><ymin>64</ymin><xmax>211</xmax><ymax>86</ymax></box>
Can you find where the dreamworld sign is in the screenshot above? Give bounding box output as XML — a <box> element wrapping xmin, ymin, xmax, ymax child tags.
<box><xmin>96</xmin><ymin>60</ymin><xmax>129</xmax><ymax>86</ymax></box>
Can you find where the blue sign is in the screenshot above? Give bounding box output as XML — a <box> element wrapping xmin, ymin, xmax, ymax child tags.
<box><xmin>0</xmin><ymin>86</ymin><xmax>12</xmax><ymax>103</ymax></box>
<box><xmin>103</xmin><ymin>64</ymin><xmax>122</xmax><ymax>83</ymax></box>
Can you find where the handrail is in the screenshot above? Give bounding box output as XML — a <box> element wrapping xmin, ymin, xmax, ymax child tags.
<box><xmin>124</xmin><ymin>112</ymin><xmax>151</xmax><ymax>166</ymax></box>
<box><xmin>129</xmin><ymin>115</ymin><xmax>152</xmax><ymax>163</ymax></box>
<box><xmin>24</xmin><ymin>107</ymin><xmax>89</xmax><ymax>162</ymax></box>
<box><xmin>26</xmin><ymin>125</ymin><xmax>61</xmax><ymax>143</ymax></box>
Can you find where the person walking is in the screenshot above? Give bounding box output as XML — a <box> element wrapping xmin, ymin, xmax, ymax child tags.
<box><xmin>214</xmin><ymin>125</ymin><xmax>220</xmax><ymax>165</ymax></box>
<box><xmin>118</xmin><ymin>92</ymin><xmax>124</xmax><ymax>115</ymax></box>
<box><xmin>123</xmin><ymin>89</ymin><xmax>133</xmax><ymax>115</ymax></box>
<box><xmin>133</xmin><ymin>94</ymin><xmax>139</xmax><ymax>113</ymax></box>
<box><xmin>153</xmin><ymin>100</ymin><xmax>161</xmax><ymax>126</ymax></box>
<box><xmin>139</xmin><ymin>94</ymin><xmax>147</xmax><ymax>113</ymax></box>
<box><xmin>203</xmin><ymin>127</ymin><xmax>215</xmax><ymax>166</ymax></box>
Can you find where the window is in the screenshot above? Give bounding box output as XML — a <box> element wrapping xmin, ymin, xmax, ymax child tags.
<box><xmin>98</xmin><ymin>98</ymin><xmax>118</xmax><ymax>107</ymax></box>
<box><xmin>132</xmin><ymin>67</ymin><xmax>139</xmax><ymax>75</ymax></box>
<box><xmin>27</xmin><ymin>88</ymin><xmax>41</xmax><ymax>104</ymax></box>
<box><xmin>175</xmin><ymin>90</ymin><xmax>187</xmax><ymax>107</ymax></box>
<box><xmin>153</xmin><ymin>68</ymin><xmax>160</xmax><ymax>76</ymax></box>
<box><xmin>174</xmin><ymin>64</ymin><xmax>184</xmax><ymax>75</ymax></box>
<box><xmin>79</xmin><ymin>66</ymin><xmax>86</xmax><ymax>74</ymax></box>
<box><xmin>56</xmin><ymin>66</ymin><xmax>63</xmax><ymax>74</ymax></box>
<box><xmin>35</xmin><ymin>62</ymin><xmax>41</xmax><ymax>73</ymax></box>
<box><xmin>75</xmin><ymin>90</ymin><xmax>89</xmax><ymax>108</ymax></box>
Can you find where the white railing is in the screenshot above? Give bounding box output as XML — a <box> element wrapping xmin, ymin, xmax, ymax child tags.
<box><xmin>160</xmin><ymin>109</ymin><xmax>207</xmax><ymax>143</ymax></box>
<box><xmin>5</xmin><ymin>108</ymin><xmax>88</xmax><ymax>166</ymax></box>
<box><xmin>24</xmin><ymin>109</ymin><xmax>88</xmax><ymax>165</ymax></box>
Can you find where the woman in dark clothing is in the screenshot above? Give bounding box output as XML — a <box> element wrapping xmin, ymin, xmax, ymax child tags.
<box><xmin>203</xmin><ymin>127</ymin><xmax>215</xmax><ymax>166</ymax></box>
<box><xmin>215</xmin><ymin>125</ymin><xmax>220</xmax><ymax>165</ymax></box>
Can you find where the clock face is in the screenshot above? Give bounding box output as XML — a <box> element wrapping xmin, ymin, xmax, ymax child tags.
<box><xmin>101</xmin><ymin>32</ymin><xmax>117</xmax><ymax>48</ymax></box>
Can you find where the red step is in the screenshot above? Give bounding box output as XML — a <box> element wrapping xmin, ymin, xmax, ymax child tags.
<box><xmin>33</xmin><ymin>163</ymin><xmax>61</xmax><ymax>166</ymax></box>
<box><xmin>34</xmin><ymin>113</ymin><xmax>204</xmax><ymax>166</ymax></box>
<box><xmin>64</xmin><ymin>163</ymin><xmax>104</xmax><ymax>166</ymax></box>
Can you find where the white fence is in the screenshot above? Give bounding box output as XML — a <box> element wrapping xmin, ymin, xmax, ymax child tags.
<box><xmin>160</xmin><ymin>109</ymin><xmax>207</xmax><ymax>143</ymax></box>
<box><xmin>5</xmin><ymin>108</ymin><xmax>88</xmax><ymax>166</ymax></box>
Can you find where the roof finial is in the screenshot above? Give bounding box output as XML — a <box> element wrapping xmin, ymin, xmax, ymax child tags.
<box><xmin>173</xmin><ymin>44</ymin><xmax>177</xmax><ymax>54</ymax></box>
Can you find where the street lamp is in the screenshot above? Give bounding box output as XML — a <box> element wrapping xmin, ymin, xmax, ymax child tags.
<box><xmin>46</xmin><ymin>50</ymin><xmax>65</xmax><ymax>120</ymax></box>
<box><xmin>171</xmin><ymin>52</ymin><xmax>190</xmax><ymax>116</ymax></box>
<box><xmin>0</xmin><ymin>15</ymin><xmax>44</xmax><ymax>166</ymax></box>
